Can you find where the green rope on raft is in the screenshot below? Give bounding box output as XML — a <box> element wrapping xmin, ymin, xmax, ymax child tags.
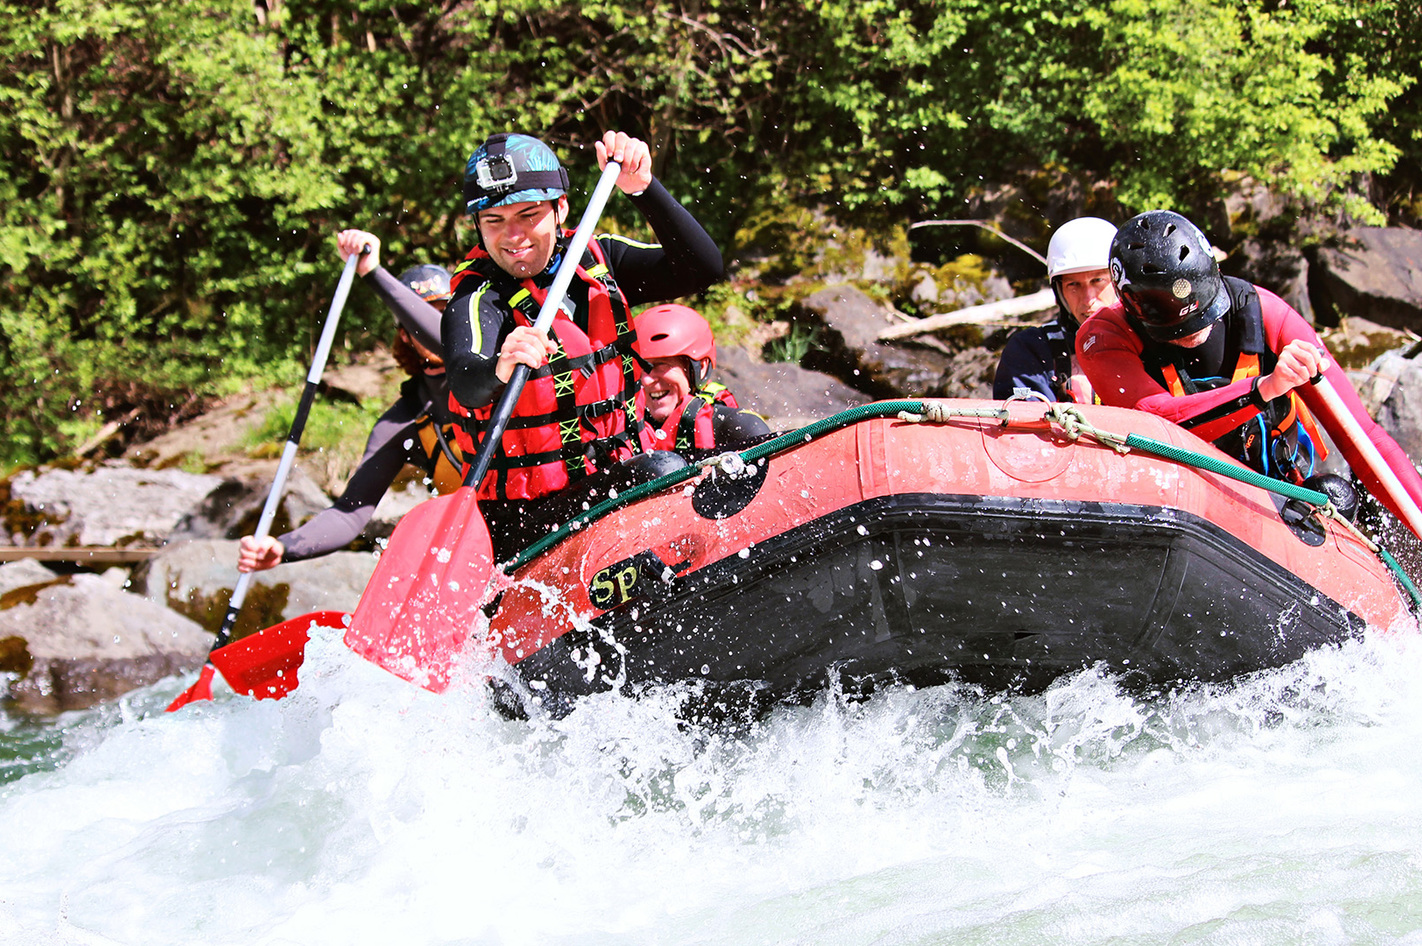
<box><xmin>507</xmin><ymin>400</ymin><xmax>1419</xmax><ymax>611</ymax></box>
<box><xmin>510</xmin><ymin>400</ymin><xmax>928</xmax><ymax>568</ymax></box>
<box><xmin>1379</xmin><ymin>548</ymin><xmax>1422</xmax><ymax>611</ymax></box>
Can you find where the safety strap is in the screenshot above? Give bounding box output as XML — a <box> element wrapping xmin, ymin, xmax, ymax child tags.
<box><xmin>673</xmin><ymin>395</ymin><xmax>714</xmax><ymax>451</ymax></box>
<box><xmin>1042</xmin><ymin>319</ymin><xmax>1076</xmax><ymax>398</ymax></box>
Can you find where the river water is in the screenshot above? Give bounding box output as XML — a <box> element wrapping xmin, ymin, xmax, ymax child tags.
<box><xmin>4</xmin><ymin>620</ymin><xmax>1422</xmax><ymax>945</ymax></box>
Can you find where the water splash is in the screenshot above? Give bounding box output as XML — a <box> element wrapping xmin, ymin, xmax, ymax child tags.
<box><xmin>3</xmin><ymin>628</ymin><xmax>1422</xmax><ymax>945</ymax></box>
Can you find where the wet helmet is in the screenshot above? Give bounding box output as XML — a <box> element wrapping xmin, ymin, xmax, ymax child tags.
<box><xmin>634</xmin><ymin>304</ymin><xmax>716</xmax><ymax>389</ymax></box>
<box><xmin>1109</xmin><ymin>210</ymin><xmax>1230</xmax><ymax>343</ymax></box>
<box><xmin>397</xmin><ymin>264</ymin><xmax>453</xmax><ymax>303</ymax></box>
<box><xmin>1046</xmin><ymin>217</ymin><xmax>1117</xmax><ymax>279</ymax></box>
<box><xmin>463</xmin><ymin>133</ymin><xmax>570</xmax><ymax>216</ymax></box>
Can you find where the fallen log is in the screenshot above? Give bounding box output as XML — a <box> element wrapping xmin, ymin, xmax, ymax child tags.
<box><xmin>0</xmin><ymin>547</ymin><xmax>158</xmax><ymax>564</ymax></box>
<box><xmin>878</xmin><ymin>288</ymin><xmax>1056</xmax><ymax>341</ymax></box>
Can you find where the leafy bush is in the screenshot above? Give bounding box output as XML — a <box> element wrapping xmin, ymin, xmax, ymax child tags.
<box><xmin>1</xmin><ymin>0</ymin><xmax>1417</xmax><ymax>464</ymax></box>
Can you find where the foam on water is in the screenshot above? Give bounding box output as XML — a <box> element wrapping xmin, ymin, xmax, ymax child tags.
<box><xmin>5</xmin><ymin>624</ymin><xmax>1422</xmax><ymax>945</ymax></box>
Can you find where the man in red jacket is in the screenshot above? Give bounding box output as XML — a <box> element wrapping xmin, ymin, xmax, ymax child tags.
<box><xmin>1076</xmin><ymin>209</ymin><xmax>1422</xmax><ymax>536</ymax></box>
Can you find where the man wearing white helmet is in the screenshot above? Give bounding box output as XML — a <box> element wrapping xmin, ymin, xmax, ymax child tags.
<box><xmin>993</xmin><ymin>216</ymin><xmax>1118</xmax><ymax>402</ymax></box>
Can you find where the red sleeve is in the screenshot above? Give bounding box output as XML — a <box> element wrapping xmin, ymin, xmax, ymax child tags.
<box><xmin>1259</xmin><ymin>289</ymin><xmax>1422</xmax><ymax>529</ymax></box>
<box><xmin>1080</xmin><ymin>291</ymin><xmax>1422</xmax><ymax>532</ymax></box>
<box><xmin>1075</xmin><ymin>304</ymin><xmax>1265</xmax><ymax>442</ymax></box>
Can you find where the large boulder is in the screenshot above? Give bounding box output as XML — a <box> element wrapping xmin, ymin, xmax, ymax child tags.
<box><xmin>0</xmin><ymin>558</ymin><xmax>60</xmax><ymax>596</ymax></box>
<box><xmin>1320</xmin><ymin>317</ymin><xmax>1413</xmax><ymax>372</ymax></box>
<box><xmin>0</xmin><ymin>569</ymin><xmax>209</xmax><ymax>713</ymax></box>
<box><xmin>715</xmin><ymin>346</ymin><xmax>872</xmax><ymax>430</ymax></box>
<box><xmin>1217</xmin><ymin>180</ymin><xmax>1315</xmax><ymax>322</ymax></box>
<box><xmin>367</xmin><ymin>477</ymin><xmax>438</xmax><ymax>543</ymax></box>
<box><xmin>792</xmin><ymin>285</ymin><xmax>959</xmax><ymax>398</ymax></box>
<box><xmin>1354</xmin><ymin>348</ymin><xmax>1422</xmax><ymax>460</ymax></box>
<box><xmin>1310</xmin><ymin>228</ymin><xmax>1422</xmax><ymax>331</ymax></box>
<box><xmin>899</xmin><ymin>259</ymin><xmax>1017</xmax><ymax>317</ymax></box>
<box><xmin>133</xmin><ymin>538</ymin><xmax>378</xmax><ymax>638</ymax></box>
<box><xmin>167</xmin><ymin>464</ymin><xmax>332</xmax><ymax>543</ymax></box>
<box><xmin>3</xmin><ymin>463</ymin><xmax>223</xmax><ymax>549</ymax></box>
<box><xmin>1224</xmin><ymin>239</ymin><xmax>1313</xmax><ymax>323</ymax></box>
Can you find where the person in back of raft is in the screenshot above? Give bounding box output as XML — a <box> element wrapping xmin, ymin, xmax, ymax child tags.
<box><xmin>238</xmin><ymin>229</ymin><xmax>464</xmax><ymax>572</ymax></box>
<box><xmin>1076</xmin><ymin>209</ymin><xmax>1422</xmax><ymax>535</ymax></box>
<box><xmin>632</xmin><ymin>303</ymin><xmax>769</xmax><ymax>453</ymax></box>
<box><xmin>993</xmin><ymin>216</ymin><xmax>1118</xmax><ymax>402</ymax></box>
<box><xmin>442</xmin><ymin>130</ymin><xmax>724</xmax><ymax>558</ymax></box>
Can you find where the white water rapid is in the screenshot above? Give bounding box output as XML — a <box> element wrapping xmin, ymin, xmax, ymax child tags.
<box><xmin>4</xmin><ymin>622</ymin><xmax>1422</xmax><ymax>945</ymax></box>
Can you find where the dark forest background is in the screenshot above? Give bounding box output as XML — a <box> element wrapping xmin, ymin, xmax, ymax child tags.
<box><xmin>1</xmin><ymin>0</ymin><xmax>1418</xmax><ymax>465</ymax></box>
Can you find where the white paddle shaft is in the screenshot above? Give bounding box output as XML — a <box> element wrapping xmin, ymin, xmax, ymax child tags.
<box><xmin>1315</xmin><ymin>376</ymin><xmax>1422</xmax><ymax>537</ymax></box>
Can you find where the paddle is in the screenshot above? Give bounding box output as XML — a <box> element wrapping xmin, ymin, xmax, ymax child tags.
<box><xmin>344</xmin><ymin>159</ymin><xmax>625</xmax><ymax>693</ymax></box>
<box><xmin>167</xmin><ymin>247</ymin><xmax>367</xmax><ymax>711</ymax></box>
<box><xmin>1312</xmin><ymin>375</ymin><xmax>1422</xmax><ymax>540</ymax></box>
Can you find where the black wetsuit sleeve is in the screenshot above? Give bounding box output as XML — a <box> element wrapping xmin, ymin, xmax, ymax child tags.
<box><xmin>367</xmin><ymin>265</ymin><xmax>443</xmax><ymax>355</ymax></box>
<box><xmin>442</xmin><ymin>282</ymin><xmax>512</xmax><ymax>410</ymax></box>
<box><xmin>276</xmin><ymin>396</ymin><xmax>424</xmax><ymax>562</ymax></box>
<box><xmin>712</xmin><ymin>404</ymin><xmax>771</xmax><ymax>444</ymax></box>
<box><xmin>603</xmin><ymin>178</ymin><xmax>724</xmax><ymax>305</ymax></box>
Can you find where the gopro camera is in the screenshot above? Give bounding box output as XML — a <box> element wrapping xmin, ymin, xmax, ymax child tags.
<box><xmin>475</xmin><ymin>155</ymin><xmax>517</xmax><ymax>193</ymax></box>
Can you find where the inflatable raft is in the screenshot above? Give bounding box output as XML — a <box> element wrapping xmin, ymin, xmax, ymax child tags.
<box><xmin>478</xmin><ymin>399</ymin><xmax>1417</xmax><ymax>713</ymax></box>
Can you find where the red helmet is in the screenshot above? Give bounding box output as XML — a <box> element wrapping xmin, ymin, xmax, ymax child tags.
<box><xmin>633</xmin><ymin>304</ymin><xmax>716</xmax><ymax>368</ymax></box>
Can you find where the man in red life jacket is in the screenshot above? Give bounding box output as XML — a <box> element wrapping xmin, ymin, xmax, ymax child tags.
<box><xmin>1076</xmin><ymin>209</ymin><xmax>1422</xmax><ymax>535</ymax></box>
<box><xmin>633</xmin><ymin>303</ymin><xmax>769</xmax><ymax>454</ymax></box>
<box><xmin>993</xmin><ymin>216</ymin><xmax>1118</xmax><ymax>403</ymax></box>
<box><xmin>442</xmin><ymin>130</ymin><xmax>724</xmax><ymax>557</ymax></box>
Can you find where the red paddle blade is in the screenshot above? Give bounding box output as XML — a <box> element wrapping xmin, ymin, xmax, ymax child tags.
<box><xmin>344</xmin><ymin>486</ymin><xmax>496</xmax><ymax>693</ymax></box>
<box><xmin>165</xmin><ymin>610</ymin><xmax>350</xmax><ymax>711</ymax></box>
<box><xmin>166</xmin><ymin>663</ymin><xmax>216</xmax><ymax>711</ymax></box>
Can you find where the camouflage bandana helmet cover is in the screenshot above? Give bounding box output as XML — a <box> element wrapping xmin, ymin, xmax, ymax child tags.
<box><xmin>463</xmin><ymin>133</ymin><xmax>570</xmax><ymax>215</ymax></box>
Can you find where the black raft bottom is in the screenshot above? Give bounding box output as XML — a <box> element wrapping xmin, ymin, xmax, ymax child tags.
<box><xmin>504</xmin><ymin>493</ymin><xmax>1369</xmax><ymax>714</ymax></box>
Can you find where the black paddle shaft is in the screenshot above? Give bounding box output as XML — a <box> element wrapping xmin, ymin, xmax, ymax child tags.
<box><xmin>465</xmin><ymin>362</ymin><xmax>533</xmax><ymax>487</ymax></box>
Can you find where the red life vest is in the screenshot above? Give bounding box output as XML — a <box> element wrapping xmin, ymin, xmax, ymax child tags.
<box><xmin>636</xmin><ymin>383</ymin><xmax>740</xmax><ymax>453</ymax></box>
<box><xmin>447</xmin><ymin>239</ymin><xmax>642</xmax><ymax>501</ymax></box>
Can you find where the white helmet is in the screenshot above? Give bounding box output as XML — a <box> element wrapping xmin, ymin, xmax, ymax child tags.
<box><xmin>1046</xmin><ymin>217</ymin><xmax>1118</xmax><ymax>279</ymax></box>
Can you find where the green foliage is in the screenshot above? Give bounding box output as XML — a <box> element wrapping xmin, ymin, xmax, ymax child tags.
<box><xmin>764</xmin><ymin>324</ymin><xmax>821</xmax><ymax>364</ymax></box>
<box><xmin>242</xmin><ymin>396</ymin><xmax>386</xmax><ymax>458</ymax></box>
<box><xmin>1080</xmin><ymin>0</ymin><xmax>1402</xmax><ymax>216</ymax></box>
<box><xmin>241</xmin><ymin>392</ymin><xmax>388</xmax><ymax>491</ymax></box>
<box><xmin>0</xmin><ymin>0</ymin><xmax>1416</xmax><ymax>465</ymax></box>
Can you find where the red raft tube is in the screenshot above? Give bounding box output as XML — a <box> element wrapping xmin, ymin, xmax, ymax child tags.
<box><xmin>478</xmin><ymin>399</ymin><xmax>1417</xmax><ymax>713</ymax></box>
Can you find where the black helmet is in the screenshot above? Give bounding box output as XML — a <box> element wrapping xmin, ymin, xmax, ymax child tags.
<box><xmin>462</xmin><ymin>133</ymin><xmax>569</xmax><ymax>216</ymax></box>
<box><xmin>1108</xmin><ymin>210</ymin><xmax>1231</xmax><ymax>342</ymax></box>
<box><xmin>397</xmin><ymin>264</ymin><xmax>453</xmax><ymax>302</ymax></box>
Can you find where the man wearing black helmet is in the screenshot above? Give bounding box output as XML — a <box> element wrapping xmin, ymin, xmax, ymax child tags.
<box><xmin>441</xmin><ymin>130</ymin><xmax>723</xmax><ymax>556</ymax></box>
<box><xmin>238</xmin><ymin>229</ymin><xmax>466</xmax><ymax>572</ymax></box>
<box><xmin>1076</xmin><ymin>209</ymin><xmax>1422</xmax><ymax>534</ymax></box>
